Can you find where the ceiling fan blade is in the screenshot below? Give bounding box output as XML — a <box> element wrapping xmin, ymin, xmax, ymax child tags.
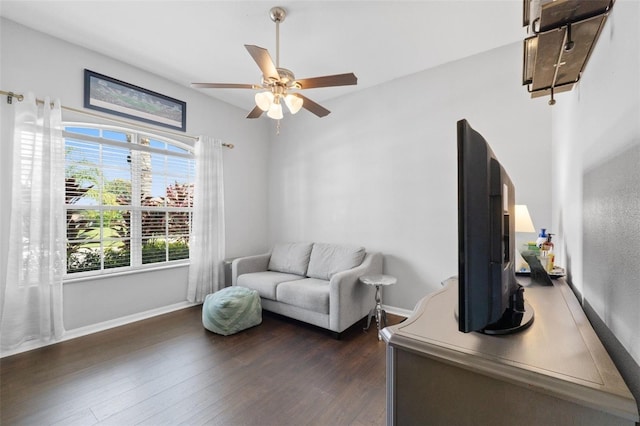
<box><xmin>244</xmin><ymin>45</ymin><xmax>280</xmax><ymax>81</ymax></box>
<box><xmin>296</xmin><ymin>94</ymin><xmax>331</xmax><ymax>117</ymax></box>
<box><xmin>246</xmin><ymin>106</ymin><xmax>264</xmax><ymax>119</ymax></box>
<box><xmin>191</xmin><ymin>83</ymin><xmax>258</xmax><ymax>89</ymax></box>
<box><xmin>295</xmin><ymin>73</ymin><xmax>357</xmax><ymax>89</ymax></box>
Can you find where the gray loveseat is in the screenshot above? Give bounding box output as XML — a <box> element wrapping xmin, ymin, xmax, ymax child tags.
<box><xmin>232</xmin><ymin>242</ymin><xmax>383</xmax><ymax>336</ymax></box>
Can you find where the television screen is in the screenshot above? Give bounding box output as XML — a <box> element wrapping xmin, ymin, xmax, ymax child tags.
<box><xmin>457</xmin><ymin>119</ymin><xmax>534</xmax><ymax>335</ymax></box>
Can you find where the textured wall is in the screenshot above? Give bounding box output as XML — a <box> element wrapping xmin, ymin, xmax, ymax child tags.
<box><xmin>583</xmin><ymin>145</ymin><xmax>640</xmax><ymax>360</ymax></box>
<box><xmin>551</xmin><ymin>0</ymin><xmax>640</xmax><ymax>366</ymax></box>
<box><xmin>550</xmin><ymin>0</ymin><xmax>640</xmax><ymax>413</ymax></box>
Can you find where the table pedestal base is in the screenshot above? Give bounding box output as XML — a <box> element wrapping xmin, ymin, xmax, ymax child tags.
<box><xmin>364</xmin><ymin>284</ymin><xmax>387</xmax><ymax>340</ymax></box>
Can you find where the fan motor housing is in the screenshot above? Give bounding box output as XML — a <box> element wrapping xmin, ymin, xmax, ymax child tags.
<box><xmin>277</xmin><ymin>68</ymin><xmax>295</xmax><ymax>85</ymax></box>
<box><xmin>263</xmin><ymin>68</ymin><xmax>297</xmax><ymax>88</ymax></box>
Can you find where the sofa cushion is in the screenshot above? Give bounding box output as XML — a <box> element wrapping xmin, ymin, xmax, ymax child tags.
<box><xmin>237</xmin><ymin>271</ymin><xmax>301</xmax><ymax>300</ymax></box>
<box><xmin>276</xmin><ymin>278</ymin><xmax>330</xmax><ymax>314</ymax></box>
<box><xmin>268</xmin><ymin>242</ymin><xmax>314</xmax><ymax>276</ymax></box>
<box><xmin>306</xmin><ymin>243</ymin><xmax>366</xmax><ymax>280</ymax></box>
<box><xmin>202</xmin><ymin>286</ymin><xmax>262</xmax><ymax>336</ymax></box>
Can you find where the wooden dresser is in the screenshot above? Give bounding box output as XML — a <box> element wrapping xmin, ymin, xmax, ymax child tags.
<box><xmin>382</xmin><ymin>278</ymin><xmax>639</xmax><ymax>425</ymax></box>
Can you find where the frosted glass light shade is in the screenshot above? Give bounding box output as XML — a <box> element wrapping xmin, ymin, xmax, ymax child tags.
<box><xmin>515</xmin><ymin>205</ymin><xmax>536</xmax><ymax>233</ymax></box>
<box><xmin>284</xmin><ymin>94</ymin><xmax>303</xmax><ymax>114</ymax></box>
<box><xmin>255</xmin><ymin>91</ymin><xmax>274</xmax><ymax>112</ymax></box>
<box><xmin>267</xmin><ymin>102</ymin><xmax>283</xmax><ymax>120</ymax></box>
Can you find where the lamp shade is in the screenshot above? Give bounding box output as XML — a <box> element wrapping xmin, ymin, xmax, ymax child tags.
<box><xmin>267</xmin><ymin>101</ymin><xmax>283</xmax><ymax>120</ymax></box>
<box><xmin>255</xmin><ymin>91</ymin><xmax>274</xmax><ymax>112</ymax></box>
<box><xmin>284</xmin><ymin>94</ymin><xmax>303</xmax><ymax>114</ymax></box>
<box><xmin>515</xmin><ymin>205</ymin><xmax>536</xmax><ymax>233</ymax></box>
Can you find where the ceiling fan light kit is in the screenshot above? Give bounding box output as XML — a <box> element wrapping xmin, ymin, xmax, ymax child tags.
<box><xmin>284</xmin><ymin>94</ymin><xmax>303</xmax><ymax>114</ymax></box>
<box><xmin>255</xmin><ymin>91</ymin><xmax>275</xmax><ymax>111</ymax></box>
<box><xmin>267</xmin><ymin>98</ymin><xmax>283</xmax><ymax>120</ymax></box>
<box><xmin>191</xmin><ymin>6</ymin><xmax>357</xmax><ymax>126</ymax></box>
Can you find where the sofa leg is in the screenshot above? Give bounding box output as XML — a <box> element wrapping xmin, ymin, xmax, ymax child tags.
<box><xmin>332</xmin><ymin>331</ymin><xmax>342</xmax><ymax>340</ymax></box>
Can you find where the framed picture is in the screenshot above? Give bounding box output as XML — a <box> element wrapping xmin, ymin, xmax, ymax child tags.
<box><xmin>84</xmin><ymin>69</ymin><xmax>186</xmax><ymax>131</ymax></box>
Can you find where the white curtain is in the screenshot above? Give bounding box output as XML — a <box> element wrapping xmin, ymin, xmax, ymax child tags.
<box><xmin>1</xmin><ymin>93</ymin><xmax>66</xmax><ymax>350</ymax></box>
<box><xmin>187</xmin><ymin>136</ymin><xmax>226</xmax><ymax>302</ymax></box>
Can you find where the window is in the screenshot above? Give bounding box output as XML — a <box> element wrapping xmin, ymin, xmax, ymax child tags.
<box><xmin>64</xmin><ymin>124</ymin><xmax>195</xmax><ymax>276</ymax></box>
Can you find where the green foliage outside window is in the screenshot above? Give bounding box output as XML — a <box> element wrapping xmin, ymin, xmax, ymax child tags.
<box><xmin>65</xmin><ymin>127</ymin><xmax>194</xmax><ymax>275</ymax></box>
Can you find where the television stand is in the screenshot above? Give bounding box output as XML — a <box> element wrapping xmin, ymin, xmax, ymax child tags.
<box><xmin>455</xmin><ymin>285</ymin><xmax>535</xmax><ymax>335</ymax></box>
<box><xmin>381</xmin><ymin>277</ymin><xmax>639</xmax><ymax>426</ymax></box>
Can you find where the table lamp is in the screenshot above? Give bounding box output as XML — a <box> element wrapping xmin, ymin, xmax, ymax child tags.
<box><xmin>515</xmin><ymin>205</ymin><xmax>535</xmax><ymax>233</ymax></box>
<box><xmin>515</xmin><ymin>204</ymin><xmax>552</xmax><ymax>285</ymax></box>
<box><xmin>515</xmin><ymin>205</ymin><xmax>536</xmax><ymax>273</ymax></box>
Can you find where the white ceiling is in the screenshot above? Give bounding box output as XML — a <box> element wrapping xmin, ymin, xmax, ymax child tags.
<box><xmin>1</xmin><ymin>1</ymin><xmax>525</xmax><ymax>111</ymax></box>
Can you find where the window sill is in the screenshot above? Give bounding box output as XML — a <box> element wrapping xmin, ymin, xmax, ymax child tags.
<box><xmin>63</xmin><ymin>262</ymin><xmax>189</xmax><ymax>284</ymax></box>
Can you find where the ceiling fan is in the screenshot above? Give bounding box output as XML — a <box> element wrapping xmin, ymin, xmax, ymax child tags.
<box><xmin>191</xmin><ymin>6</ymin><xmax>357</xmax><ymax>120</ymax></box>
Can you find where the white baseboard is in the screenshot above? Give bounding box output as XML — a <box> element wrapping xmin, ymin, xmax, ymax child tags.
<box><xmin>1</xmin><ymin>301</ymin><xmax>198</xmax><ymax>358</ymax></box>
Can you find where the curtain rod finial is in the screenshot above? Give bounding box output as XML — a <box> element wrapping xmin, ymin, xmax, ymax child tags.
<box><xmin>3</xmin><ymin>90</ymin><xmax>24</xmax><ymax>104</ymax></box>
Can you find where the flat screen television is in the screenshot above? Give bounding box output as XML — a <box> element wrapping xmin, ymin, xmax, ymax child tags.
<box><xmin>457</xmin><ymin>119</ymin><xmax>534</xmax><ymax>335</ymax></box>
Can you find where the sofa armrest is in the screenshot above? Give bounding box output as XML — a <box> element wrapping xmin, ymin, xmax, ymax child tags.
<box><xmin>328</xmin><ymin>251</ymin><xmax>383</xmax><ymax>332</ymax></box>
<box><xmin>232</xmin><ymin>253</ymin><xmax>271</xmax><ymax>286</ymax></box>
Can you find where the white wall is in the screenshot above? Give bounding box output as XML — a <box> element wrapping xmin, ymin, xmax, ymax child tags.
<box><xmin>0</xmin><ymin>19</ymin><xmax>270</xmax><ymax>332</ymax></box>
<box><xmin>267</xmin><ymin>42</ymin><xmax>552</xmax><ymax>311</ymax></box>
<box><xmin>551</xmin><ymin>0</ymin><xmax>640</xmax><ymax>365</ymax></box>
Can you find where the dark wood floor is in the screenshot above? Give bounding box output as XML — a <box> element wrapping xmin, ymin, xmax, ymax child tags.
<box><xmin>1</xmin><ymin>306</ymin><xmax>404</xmax><ymax>426</ymax></box>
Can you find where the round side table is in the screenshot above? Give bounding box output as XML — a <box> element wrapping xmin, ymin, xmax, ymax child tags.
<box><xmin>360</xmin><ymin>274</ymin><xmax>397</xmax><ymax>340</ymax></box>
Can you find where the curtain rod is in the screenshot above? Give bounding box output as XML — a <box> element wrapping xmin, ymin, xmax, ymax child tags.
<box><xmin>0</xmin><ymin>90</ymin><xmax>234</xmax><ymax>149</ymax></box>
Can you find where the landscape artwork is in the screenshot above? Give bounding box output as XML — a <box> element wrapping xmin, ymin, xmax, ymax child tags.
<box><xmin>84</xmin><ymin>69</ymin><xmax>186</xmax><ymax>131</ymax></box>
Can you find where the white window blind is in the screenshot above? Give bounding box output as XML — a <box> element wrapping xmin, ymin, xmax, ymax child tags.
<box><xmin>64</xmin><ymin>124</ymin><xmax>195</xmax><ymax>276</ymax></box>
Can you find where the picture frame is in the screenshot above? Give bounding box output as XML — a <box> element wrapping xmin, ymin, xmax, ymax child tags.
<box><xmin>84</xmin><ymin>69</ymin><xmax>186</xmax><ymax>131</ymax></box>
